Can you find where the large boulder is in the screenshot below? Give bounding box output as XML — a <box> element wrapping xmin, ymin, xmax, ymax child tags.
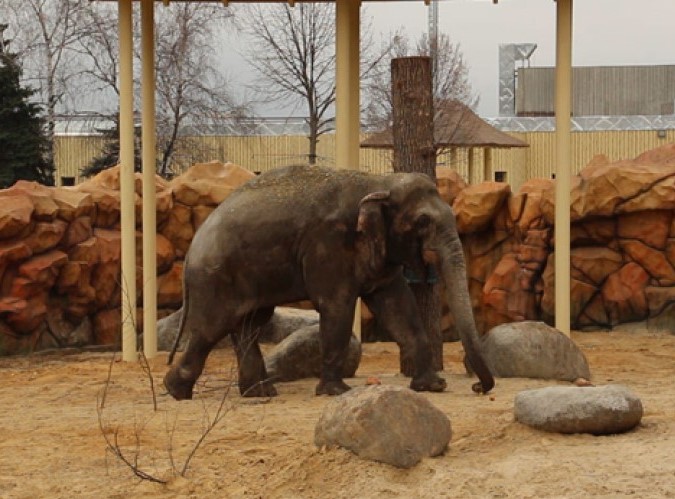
<box><xmin>51</xmin><ymin>189</ymin><xmax>94</xmax><ymax>222</ymax></box>
<box><xmin>565</xmin><ymin>144</ymin><xmax>675</xmax><ymax>220</ymax></box>
<box><xmin>23</xmin><ymin>220</ymin><xmax>68</xmax><ymax>254</ymax></box>
<box><xmin>512</xmin><ymin>178</ymin><xmax>553</xmax><ymax>231</ymax></box>
<box><xmin>435</xmin><ymin>167</ymin><xmax>467</xmax><ymax>205</ymax></box>
<box><xmin>480</xmin><ymin>321</ymin><xmax>591</xmax><ymax>381</ymax></box>
<box><xmin>0</xmin><ymin>195</ymin><xmax>34</xmax><ymax>239</ymax></box>
<box><xmin>157</xmin><ymin>306</ymin><xmax>322</xmax><ymax>353</ymax></box>
<box><xmin>258</xmin><ymin>307</ymin><xmax>320</xmax><ymax>343</ymax></box>
<box><xmin>315</xmin><ymin>385</ymin><xmax>451</xmax><ymax>468</ymax></box>
<box><xmin>157</xmin><ymin>261</ymin><xmax>183</xmax><ymax>308</ymax></box>
<box><xmin>264</xmin><ymin>325</ymin><xmax>361</xmax><ymax>381</ymax></box>
<box><xmin>74</xmin><ymin>184</ymin><xmax>121</xmax><ymax>228</ymax></box>
<box><xmin>170</xmin><ymin>161</ymin><xmax>255</xmax><ymax>206</ymax></box>
<box><xmin>160</xmin><ymin>202</ymin><xmax>193</xmax><ymax>257</ymax></box>
<box><xmin>453</xmin><ymin>182</ymin><xmax>511</xmax><ymax>234</ymax></box>
<box><xmin>514</xmin><ymin>384</ymin><xmax>643</xmax><ymax>435</ymax></box>
<box><xmin>1</xmin><ymin>182</ymin><xmax>58</xmax><ymax>221</ymax></box>
<box><xmin>571</xmin><ymin>247</ymin><xmax>623</xmax><ymax>286</ymax></box>
<box><xmin>80</xmin><ymin>165</ymin><xmax>170</xmax><ymax>194</ymax></box>
<box><xmin>157</xmin><ymin>309</ymin><xmax>183</xmax><ymax>351</ymax></box>
<box><xmin>601</xmin><ymin>262</ymin><xmax>650</xmax><ymax>325</ymax></box>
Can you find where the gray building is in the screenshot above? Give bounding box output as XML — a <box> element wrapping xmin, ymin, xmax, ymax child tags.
<box><xmin>516</xmin><ymin>65</ymin><xmax>675</xmax><ymax>117</ymax></box>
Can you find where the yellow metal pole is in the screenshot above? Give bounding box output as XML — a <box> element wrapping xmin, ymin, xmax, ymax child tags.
<box><xmin>335</xmin><ymin>0</ymin><xmax>360</xmax><ymax>169</ymax></box>
<box><xmin>141</xmin><ymin>0</ymin><xmax>157</xmax><ymax>358</ymax></box>
<box><xmin>336</xmin><ymin>0</ymin><xmax>361</xmax><ymax>338</ymax></box>
<box><xmin>483</xmin><ymin>147</ymin><xmax>493</xmax><ymax>182</ymax></box>
<box><xmin>119</xmin><ymin>0</ymin><xmax>137</xmax><ymax>361</ymax></box>
<box><xmin>555</xmin><ymin>0</ymin><xmax>572</xmax><ymax>336</ymax></box>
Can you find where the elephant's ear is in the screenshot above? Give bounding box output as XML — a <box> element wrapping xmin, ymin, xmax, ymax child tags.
<box><xmin>356</xmin><ymin>191</ymin><xmax>389</xmax><ymax>272</ymax></box>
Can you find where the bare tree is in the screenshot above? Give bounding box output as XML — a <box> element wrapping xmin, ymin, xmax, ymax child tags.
<box><xmin>73</xmin><ymin>3</ymin><xmax>120</xmax><ymax>100</ymax></box>
<box><xmin>0</xmin><ymin>0</ymin><xmax>88</xmax><ymax>167</ymax></box>
<box><xmin>236</xmin><ymin>4</ymin><xmax>335</xmax><ymax>165</ymax></box>
<box><xmin>71</xmin><ymin>1</ymin><xmax>248</xmax><ymax>177</ymax></box>
<box><xmin>237</xmin><ymin>4</ymin><xmax>383</xmax><ymax>165</ymax></box>
<box><xmin>153</xmin><ymin>3</ymin><xmax>249</xmax><ymax>176</ymax></box>
<box><xmin>364</xmin><ymin>30</ymin><xmax>478</xmax><ymax>153</ymax></box>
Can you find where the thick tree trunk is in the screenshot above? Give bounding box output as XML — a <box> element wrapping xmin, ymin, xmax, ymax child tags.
<box><xmin>391</xmin><ymin>56</ymin><xmax>443</xmax><ymax>374</ymax></box>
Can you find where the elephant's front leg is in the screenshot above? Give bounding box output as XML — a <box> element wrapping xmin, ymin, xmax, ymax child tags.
<box><xmin>315</xmin><ymin>303</ymin><xmax>358</xmax><ymax>396</ymax></box>
<box><xmin>362</xmin><ymin>275</ymin><xmax>447</xmax><ymax>393</ymax></box>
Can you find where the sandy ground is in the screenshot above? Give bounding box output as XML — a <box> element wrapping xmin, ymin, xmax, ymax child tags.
<box><xmin>1</xmin><ymin>330</ymin><xmax>675</xmax><ymax>499</ymax></box>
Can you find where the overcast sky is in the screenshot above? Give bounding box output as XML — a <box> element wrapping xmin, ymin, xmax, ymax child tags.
<box><xmin>367</xmin><ymin>0</ymin><xmax>675</xmax><ymax>117</ymax></box>
<box><xmin>222</xmin><ymin>0</ymin><xmax>675</xmax><ymax>118</ymax></box>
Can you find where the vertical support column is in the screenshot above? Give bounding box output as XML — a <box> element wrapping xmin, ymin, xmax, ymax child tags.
<box><xmin>119</xmin><ymin>0</ymin><xmax>137</xmax><ymax>361</ymax></box>
<box><xmin>141</xmin><ymin>0</ymin><xmax>157</xmax><ymax>358</ymax></box>
<box><xmin>336</xmin><ymin>0</ymin><xmax>361</xmax><ymax>337</ymax></box>
<box><xmin>483</xmin><ymin>147</ymin><xmax>493</xmax><ymax>182</ymax></box>
<box><xmin>335</xmin><ymin>0</ymin><xmax>360</xmax><ymax>170</ymax></box>
<box><xmin>467</xmin><ymin>147</ymin><xmax>475</xmax><ymax>184</ymax></box>
<box><xmin>555</xmin><ymin>0</ymin><xmax>573</xmax><ymax>336</ymax></box>
<box><xmin>449</xmin><ymin>147</ymin><xmax>458</xmax><ymax>168</ymax></box>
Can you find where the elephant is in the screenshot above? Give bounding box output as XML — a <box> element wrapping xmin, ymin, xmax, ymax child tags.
<box><xmin>164</xmin><ymin>164</ymin><xmax>495</xmax><ymax>399</ymax></box>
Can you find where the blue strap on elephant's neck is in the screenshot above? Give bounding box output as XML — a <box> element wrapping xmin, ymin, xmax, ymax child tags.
<box><xmin>403</xmin><ymin>264</ymin><xmax>439</xmax><ymax>284</ymax></box>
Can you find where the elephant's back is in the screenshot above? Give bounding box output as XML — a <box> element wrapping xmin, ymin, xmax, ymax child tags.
<box><xmin>238</xmin><ymin>165</ymin><xmax>373</xmax><ymax>201</ymax></box>
<box><xmin>223</xmin><ymin>165</ymin><xmax>377</xmax><ymax>222</ymax></box>
<box><xmin>187</xmin><ymin>165</ymin><xmax>376</xmax><ymax>266</ymax></box>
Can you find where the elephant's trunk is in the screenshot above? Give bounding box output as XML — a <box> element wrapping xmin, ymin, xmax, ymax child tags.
<box><xmin>435</xmin><ymin>223</ymin><xmax>495</xmax><ymax>394</ymax></box>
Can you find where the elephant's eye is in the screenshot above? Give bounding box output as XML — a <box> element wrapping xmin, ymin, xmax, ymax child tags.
<box><xmin>415</xmin><ymin>214</ymin><xmax>432</xmax><ymax>231</ymax></box>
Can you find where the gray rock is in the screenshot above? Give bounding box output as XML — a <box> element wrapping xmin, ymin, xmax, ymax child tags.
<box><xmin>156</xmin><ymin>306</ymin><xmax>320</xmax><ymax>353</ymax></box>
<box><xmin>481</xmin><ymin>321</ymin><xmax>591</xmax><ymax>381</ymax></box>
<box><xmin>315</xmin><ymin>385</ymin><xmax>451</xmax><ymax>468</ymax></box>
<box><xmin>265</xmin><ymin>325</ymin><xmax>361</xmax><ymax>381</ymax></box>
<box><xmin>157</xmin><ymin>309</ymin><xmax>183</xmax><ymax>351</ymax></box>
<box><xmin>514</xmin><ymin>384</ymin><xmax>643</xmax><ymax>435</ymax></box>
<box><xmin>257</xmin><ymin>307</ymin><xmax>320</xmax><ymax>343</ymax></box>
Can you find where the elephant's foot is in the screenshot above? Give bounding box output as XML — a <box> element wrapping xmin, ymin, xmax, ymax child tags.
<box><xmin>471</xmin><ymin>381</ymin><xmax>493</xmax><ymax>394</ymax></box>
<box><xmin>164</xmin><ymin>367</ymin><xmax>196</xmax><ymax>401</ymax></box>
<box><xmin>410</xmin><ymin>372</ymin><xmax>447</xmax><ymax>393</ymax></box>
<box><xmin>315</xmin><ymin>379</ymin><xmax>351</xmax><ymax>396</ymax></box>
<box><xmin>239</xmin><ymin>380</ymin><xmax>278</xmax><ymax>398</ymax></box>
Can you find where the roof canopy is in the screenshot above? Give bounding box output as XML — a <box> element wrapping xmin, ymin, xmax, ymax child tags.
<box><xmin>97</xmin><ymin>0</ymin><xmax>427</xmax><ymax>3</ymax></box>
<box><xmin>361</xmin><ymin>100</ymin><xmax>529</xmax><ymax>150</ymax></box>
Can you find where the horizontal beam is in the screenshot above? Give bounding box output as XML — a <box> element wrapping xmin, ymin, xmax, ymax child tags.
<box><xmin>99</xmin><ymin>0</ymin><xmax>440</xmax><ymax>3</ymax></box>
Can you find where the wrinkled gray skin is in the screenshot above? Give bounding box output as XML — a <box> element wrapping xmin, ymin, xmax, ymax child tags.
<box><xmin>164</xmin><ymin>165</ymin><xmax>495</xmax><ymax>399</ymax></box>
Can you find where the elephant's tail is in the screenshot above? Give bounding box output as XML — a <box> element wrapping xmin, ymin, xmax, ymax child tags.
<box><xmin>167</xmin><ymin>256</ymin><xmax>190</xmax><ymax>365</ymax></box>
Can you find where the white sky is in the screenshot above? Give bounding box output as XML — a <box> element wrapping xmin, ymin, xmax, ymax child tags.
<box><xmin>223</xmin><ymin>0</ymin><xmax>675</xmax><ymax>118</ymax></box>
<box><xmin>366</xmin><ymin>0</ymin><xmax>675</xmax><ymax>117</ymax></box>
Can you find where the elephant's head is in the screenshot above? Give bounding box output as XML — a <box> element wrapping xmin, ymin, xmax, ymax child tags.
<box><xmin>357</xmin><ymin>173</ymin><xmax>495</xmax><ymax>394</ymax></box>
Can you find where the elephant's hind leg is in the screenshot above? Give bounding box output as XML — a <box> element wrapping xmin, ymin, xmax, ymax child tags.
<box><xmin>164</xmin><ymin>332</ymin><xmax>220</xmax><ymax>400</ymax></box>
<box><xmin>233</xmin><ymin>307</ymin><xmax>277</xmax><ymax>398</ymax></box>
<box><xmin>164</xmin><ymin>299</ymin><xmax>233</xmax><ymax>400</ymax></box>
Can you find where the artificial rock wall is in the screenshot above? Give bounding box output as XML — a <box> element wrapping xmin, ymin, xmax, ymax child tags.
<box><xmin>1</xmin><ymin>143</ymin><xmax>675</xmax><ymax>355</ymax></box>
<box><xmin>0</xmin><ymin>162</ymin><xmax>255</xmax><ymax>354</ymax></box>
<box><xmin>463</xmin><ymin>143</ymin><xmax>675</xmax><ymax>334</ymax></box>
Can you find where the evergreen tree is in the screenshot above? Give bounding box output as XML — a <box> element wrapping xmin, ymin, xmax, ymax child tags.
<box><xmin>0</xmin><ymin>24</ymin><xmax>54</xmax><ymax>188</ymax></box>
<box><xmin>80</xmin><ymin>115</ymin><xmax>141</xmax><ymax>178</ymax></box>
